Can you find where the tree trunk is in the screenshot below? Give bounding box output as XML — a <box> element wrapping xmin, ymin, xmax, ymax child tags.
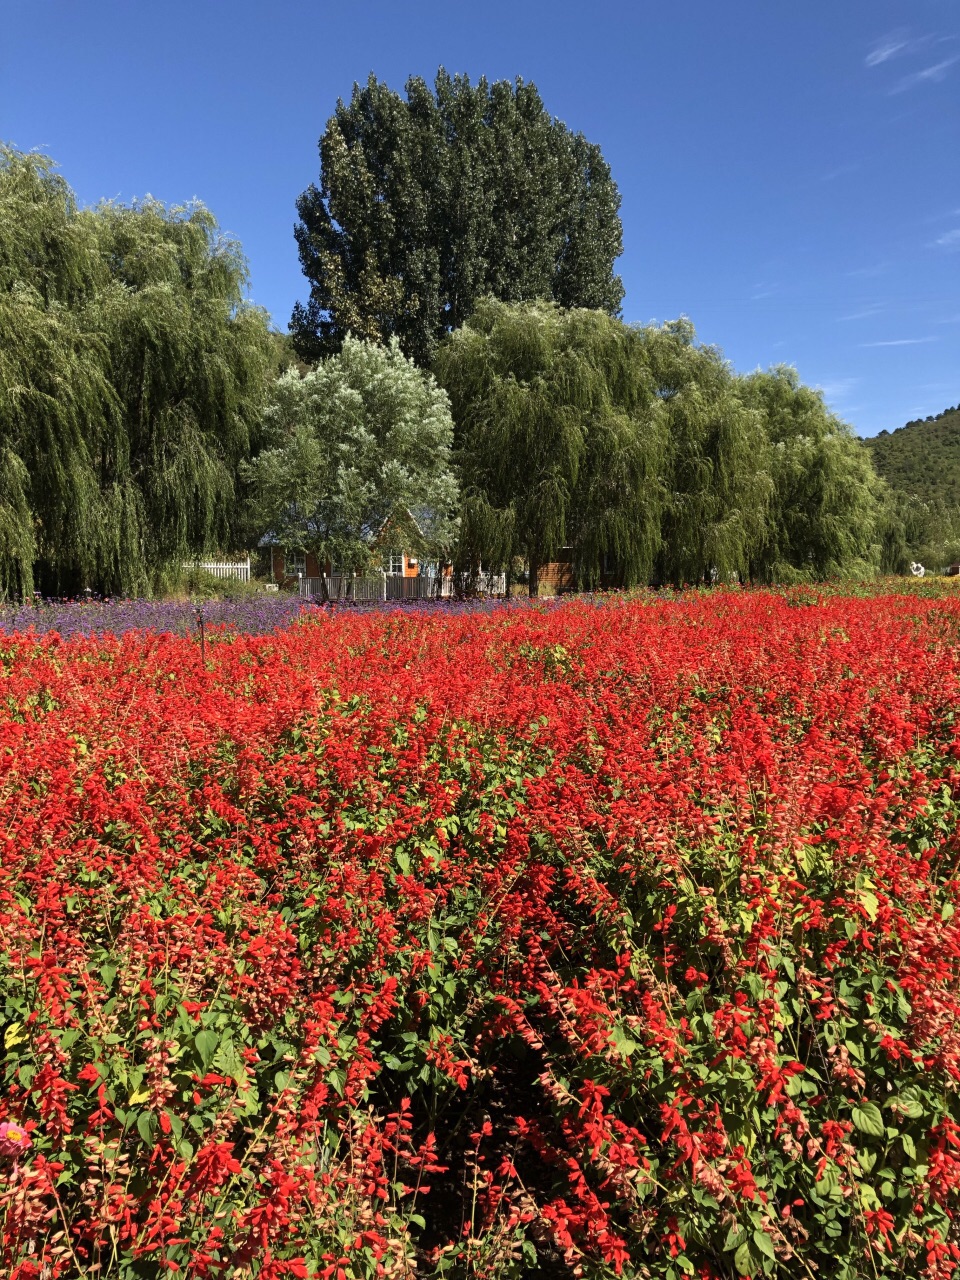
<box><xmin>528</xmin><ymin>552</ymin><xmax>540</xmax><ymax>598</ymax></box>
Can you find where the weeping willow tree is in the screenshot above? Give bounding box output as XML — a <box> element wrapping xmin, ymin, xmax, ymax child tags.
<box><xmin>434</xmin><ymin>299</ymin><xmax>665</xmax><ymax>594</ymax></box>
<box><xmin>0</xmin><ymin>148</ymin><xmax>117</xmax><ymax>596</ymax></box>
<box><xmin>0</xmin><ymin>145</ymin><xmax>273</xmax><ymax>597</ymax></box>
<box><xmin>633</xmin><ymin>319</ymin><xmax>771</xmax><ymax>586</ymax></box>
<box><xmin>739</xmin><ymin>366</ymin><xmax>883</xmax><ymax>582</ymax></box>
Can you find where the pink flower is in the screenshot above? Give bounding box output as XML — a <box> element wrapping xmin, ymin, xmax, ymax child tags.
<box><xmin>0</xmin><ymin>1121</ymin><xmax>32</xmax><ymax>1159</ymax></box>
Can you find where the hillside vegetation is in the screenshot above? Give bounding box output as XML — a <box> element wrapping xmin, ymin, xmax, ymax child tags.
<box><xmin>865</xmin><ymin>405</ymin><xmax>960</xmax><ymax>570</ymax></box>
<box><xmin>867</xmin><ymin>406</ymin><xmax>960</xmax><ymax>507</ymax></box>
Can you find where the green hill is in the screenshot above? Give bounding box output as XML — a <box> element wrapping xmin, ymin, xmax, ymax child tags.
<box><xmin>866</xmin><ymin>405</ymin><xmax>960</xmax><ymax>506</ymax></box>
<box><xmin>865</xmin><ymin>405</ymin><xmax>960</xmax><ymax>570</ymax></box>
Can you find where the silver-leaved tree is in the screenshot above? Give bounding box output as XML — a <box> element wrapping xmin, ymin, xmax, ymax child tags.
<box><xmin>244</xmin><ymin>337</ymin><xmax>460</xmax><ymax>593</ymax></box>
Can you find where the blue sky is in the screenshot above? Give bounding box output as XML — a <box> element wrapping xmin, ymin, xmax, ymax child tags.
<box><xmin>2</xmin><ymin>0</ymin><xmax>958</xmax><ymax>437</ymax></box>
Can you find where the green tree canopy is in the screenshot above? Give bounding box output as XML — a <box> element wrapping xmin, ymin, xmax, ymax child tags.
<box><xmin>0</xmin><ymin>145</ymin><xmax>274</xmax><ymax>597</ymax></box>
<box><xmin>245</xmin><ymin>337</ymin><xmax>460</xmax><ymax>586</ymax></box>
<box><xmin>291</xmin><ymin>70</ymin><xmax>624</xmax><ymax>368</ymax></box>
<box><xmin>437</xmin><ymin>304</ymin><xmax>885</xmax><ymax>592</ymax></box>
<box><xmin>434</xmin><ymin>300</ymin><xmax>666</xmax><ymax>594</ymax></box>
<box><xmin>740</xmin><ymin>366</ymin><xmax>883</xmax><ymax>581</ymax></box>
<box><xmin>637</xmin><ymin>319</ymin><xmax>770</xmax><ymax>586</ymax></box>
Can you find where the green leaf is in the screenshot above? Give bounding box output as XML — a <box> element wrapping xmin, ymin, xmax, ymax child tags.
<box><xmin>136</xmin><ymin>1111</ymin><xmax>157</xmax><ymax>1146</ymax></box>
<box><xmin>852</xmin><ymin>1102</ymin><xmax>885</xmax><ymax>1137</ymax></box>
<box><xmin>890</xmin><ymin>1095</ymin><xmax>924</xmax><ymax>1119</ymax></box>
<box><xmin>214</xmin><ymin>1039</ymin><xmax>246</xmax><ymax>1084</ymax></box>
<box><xmin>859</xmin><ymin>889</ymin><xmax>879</xmax><ymax>922</ymax></box>
<box><xmin>753</xmin><ymin>1230</ymin><xmax>776</xmax><ymax>1260</ymax></box>
<box><xmin>195</xmin><ymin>1029</ymin><xmax>218</xmax><ymax>1068</ymax></box>
<box><xmin>734</xmin><ymin>1240</ymin><xmax>753</xmax><ymax>1275</ymax></box>
<box><xmin>610</xmin><ymin>1024</ymin><xmax>639</xmax><ymax>1057</ymax></box>
<box><xmin>725</xmin><ymin>1224</ymin><xmax>746</xmax><ymax>1250</ymax></box>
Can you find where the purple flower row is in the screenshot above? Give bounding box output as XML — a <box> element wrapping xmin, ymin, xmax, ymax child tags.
<box><xmin>0</xmin><ymin>593</ymin><xmax>570</xmax><ymax>639</ymax></box>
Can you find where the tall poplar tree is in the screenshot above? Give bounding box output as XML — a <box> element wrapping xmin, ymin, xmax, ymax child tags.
<box><xmin>292</xmin><ymin>70</ymin><xmax>624</xmax><ymax>367</ymax></box>
<box><xmin>0</xmin><ymin>146</ymin><xmax>273</xmax><ymax>597</ymax></box>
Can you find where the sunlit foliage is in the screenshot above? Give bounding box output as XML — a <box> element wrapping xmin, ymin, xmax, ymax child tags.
<box><xmin>0</xmin><ymin>146</ymin><xmax>273</xmax><ymax>597</ymax></box>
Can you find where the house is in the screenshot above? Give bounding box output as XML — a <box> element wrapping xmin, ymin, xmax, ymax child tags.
<box><xmin>266</xmin><ymin>505</ymin><xmax>443</xmax><ymax>589</ymax></box>
<box><xmin>269</xmin><ymin>544</ymin><xmax>449</xmax><ymax>601</ymax></box>
<box><xmin>268</xmin><ymin>546</ymin><xmax>423</xmax><ymax>587</ymax></box>
<box><xmin>262</xmin><ymin>509</ymin><xmax>516</xmax><ymax>600</ymax></box>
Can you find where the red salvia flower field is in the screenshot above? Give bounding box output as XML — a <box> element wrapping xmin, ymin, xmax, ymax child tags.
<box><xmin>3</xmin><ymin>589</ymin><xmax>960</xmax><ymax>1279</ymax></box>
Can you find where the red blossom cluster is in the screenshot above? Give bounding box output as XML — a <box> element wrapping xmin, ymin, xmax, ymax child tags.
<box><xmin>3</xmin><ymin>589</ymin><xmax>960</xmax><ymax>1278</ymax></box>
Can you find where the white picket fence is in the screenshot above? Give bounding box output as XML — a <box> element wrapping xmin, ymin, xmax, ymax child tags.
<box><xmin>463</xmin><ymin>572</ymin><xmax>507</xmax><ymax>596</ymax></box>
<box><xmin>187</xmin><ymin>556</ymin><xmax>251</xmax><ymax>582</ymax></box>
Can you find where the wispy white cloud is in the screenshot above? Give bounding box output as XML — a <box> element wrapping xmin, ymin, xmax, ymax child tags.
<box><xmin>846</xmin><ymin>261</ymin><xmax>891</xmax><ymax>279</ymax></box>
<box><xmin>817</xmin><ymin>378</ymin><xmax>860</xmax><ymax>401</ymax></box>
<box><xmin>818</xmin><ymin>162</ymin><xmax>860</xmax><ymax>183</ymax></box>
<box><xmin>836</xmin><ymin>305</ymin><xmax>885</xmax><ymax>322</ymax></box>
<box><xmin>891</xmin><ymin>55</ymin><xmax>959</xmax><ymax>93</ymax></box>
<box><xmin>932</xmin><ymin>228</ymin><xmax>960</xmax><ymax>249</ymax></box>
<box><xmin>866</xmin><ymin>33</ymin><xmax>914</xmax><ymax>66</ymax></box>
<box><xmin>859</xmin><ymin>337</ymin><xmax>938</xmax><ymax>347</ymax></box>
